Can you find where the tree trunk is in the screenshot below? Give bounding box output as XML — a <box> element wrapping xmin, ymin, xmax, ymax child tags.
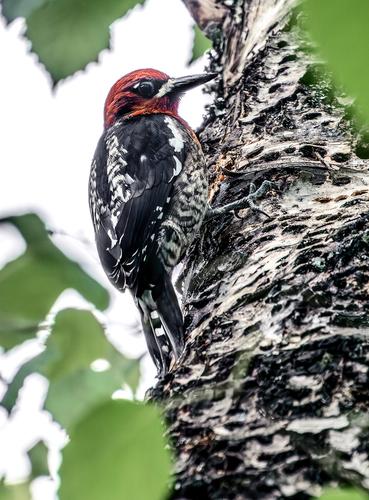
<box><xmin>151</xmin><ymin>1</ymin><xmax>369</xmax><ymax>498</ymax></box>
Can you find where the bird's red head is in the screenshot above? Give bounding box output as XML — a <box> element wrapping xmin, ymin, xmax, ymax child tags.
<box><xmin>104</xmin><ymin>68</ymin><xmax>216</xmax><ymax>129</ymax></box>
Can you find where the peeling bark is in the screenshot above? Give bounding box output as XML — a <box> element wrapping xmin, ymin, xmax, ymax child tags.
<box><xmin>154</xmin><ymin>1</ymin><xmax>369</xmax><ymax>498</ymax></box>
<box><xmin>181</xmin><ymin>0</ymin><xmax>227</xmax><ymax>33</ymax></box>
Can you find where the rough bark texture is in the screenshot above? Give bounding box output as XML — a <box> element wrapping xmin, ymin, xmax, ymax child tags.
<box><xmin>151</xmin><ymin>1</ymin><xmax>369</xmax><ymax>498</ymax></box>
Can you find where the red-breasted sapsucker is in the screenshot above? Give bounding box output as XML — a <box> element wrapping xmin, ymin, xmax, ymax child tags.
<box><xmin>89</xmin><ymin>68</ymin><xmax>216</xmax><ymax>376</ymax></box>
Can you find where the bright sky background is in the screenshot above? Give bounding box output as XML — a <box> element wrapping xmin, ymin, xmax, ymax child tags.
<box><xmin>0</xmin><ymin>0</ymin><xmax>211</xmax><ymax>497</ymax></box>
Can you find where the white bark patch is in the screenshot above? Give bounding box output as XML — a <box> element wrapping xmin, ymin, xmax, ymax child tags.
<box><xmin>286</xmin><ymin>416</ymin><xmax>349</xmax><ymax>434</ymax></box>
<box><xmin>329</xmin><ymin>428</ymin><xmax>360</xmax><ymax>454</ymax></box>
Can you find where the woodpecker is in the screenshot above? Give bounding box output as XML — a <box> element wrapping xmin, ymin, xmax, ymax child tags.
<box><xmin>89</xmin><ymin>68</ymin><xmax>216</xmax><ymax>376</ymax></box>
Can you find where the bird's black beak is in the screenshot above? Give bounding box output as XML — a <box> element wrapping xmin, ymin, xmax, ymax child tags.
<box><xmin>171</xmin><ymin>72</ymin><xmax>217</xmax><ymax>92</ymax></box>
<box><xmin>158</xmin><ymin>73</ymin><xmax>217</xmax><ymax>97</ymax></box>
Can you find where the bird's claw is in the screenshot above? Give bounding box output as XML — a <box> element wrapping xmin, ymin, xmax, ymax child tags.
<box><xmin>206</xmin><ymin>180</ymin><xmax>274</xmax><ymax>221</ymax></box>
<box><xmin>233</xmin><ymin>180</ymin><xmax>274</xmax><ymax>219</ymax></box>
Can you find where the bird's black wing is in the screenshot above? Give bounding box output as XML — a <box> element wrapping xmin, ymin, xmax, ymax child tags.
<box><xmin>89</xmin><ymin>114</ymin><xmax>187</xmax><ymax>290</ymax></box>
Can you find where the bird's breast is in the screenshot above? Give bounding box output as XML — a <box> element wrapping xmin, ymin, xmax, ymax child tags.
<box><xmin>158</xmin><ymin>142</ymin><xmax>208</xmax><ymax>270</ymax></box>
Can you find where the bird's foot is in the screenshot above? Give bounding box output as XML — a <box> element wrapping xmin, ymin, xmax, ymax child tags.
<box><xmin>205</xmin><ymin>180</ymin><xmax>275</xmax><ymax>221</ymax></box>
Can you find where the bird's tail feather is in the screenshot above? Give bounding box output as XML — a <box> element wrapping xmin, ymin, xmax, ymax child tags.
<box><xmin>137</xmin><ymin>273</ymin><xmax>184</xmax><ymax>375</ymax></box>
<box><xmin>137</xmin><ymin>298</ymin><xmax>169</xmax><ymax>375</ymax></box>
<box><xmin>155</xmin><ymin>272</ymin><xmax>184</xmax><ymax>360</ymax></box>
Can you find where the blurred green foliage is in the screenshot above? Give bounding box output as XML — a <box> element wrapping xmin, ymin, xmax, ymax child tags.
<box><xmin>27</xmin><ymin>441</ymin><xmax>49</xmax><ymax>479</ymax></box>
<box><xmin>59</xmin><ymin>400</ymin><xmax>172</xmax><ymax>500</ymax></box>
<box><xmin>2</xmin><ymin>309</ymin><xmax>141</xmax><ymax>430</ymax></box>
<box><xmin>26</xmin><ymin>0</ymin><xmax>145</xmax><ymax>83</ymax></box>
<box><xmin>303</xmin><ymin>0</ymin><xmax>369</xmax><ymax>122</ymax></box>
<box><xmin>190</xmin><ymin>25</ymin><xmax>212</xmax><ymax>64</ymax></box>
<box><xmin>0</xmin><ymin>214</ymin><xmax>171</xmax><ymax>499</ymax></box>
<box><xmin>1</xmin><ymin>0</ymin><xmax>47</xmax><ymax>20</ymax></box>
<box><xmin>2</xmin><ymin>0</ymin><xmax>144</xmax><ymax>83</ymax></box>
<box><xmin>0</xmin><ymin>214</ymin><xmax>109</xmax><ymax>351</ymax></box>
<box><xmin>318</xmin><ymin>487</ymin><xmax>369</xmax><ymax>500</ymax></box>
<box><xmin>0</xmin><ymin>482</ymin><xmax>31</xmax><ymax>500</ymax></box>
<box><xmin>0</xmin><ymin>0</ymin><xmax>211</xmax><ymax>83</ymax></box>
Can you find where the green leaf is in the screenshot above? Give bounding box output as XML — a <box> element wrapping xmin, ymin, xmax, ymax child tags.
<box><xmin>123</xmin><ymin>356</ymin><xmax>141</xmax><ymax>394</ymax></box>
<box><xmin>0</xmin><ymin>326</ymin><xmax>39</xmax><ymax>352</ymax></box>
<box><xmin>2</xmin><ymin>309</ymin><xmax>140</xmax><ymax>430</ymax></box>
<box><xmin>0</xmin><ymin>482</ymin><xmax>31</xmax><ymax>500</ymax></box>
<box><xmin>0</xmin><ymin>214</ymin><xmax>109</xmax><ymax>351</ymax></box>
<box><xmin>1</xmin><ymin>0</ymin><xmax>48</xmax><ymax>22</ymax></box>
<box><xmin>303</xmin><ymin>0</ymin><xmax>369</xmax><ymax>122</ymax></box>
<box><xmin>25</xmin><ymin>0</ymin><xmax>145</xmax><ymax>83</ymax></box>
<box><xmin>319</xmin><ymin>487</ymin><xmax>369</xmax><ymax>500</ymax></box>
<box><xmin>59</xmin><ymin>400</ymin><xmax>172</xmax><ymax>500</ymax></box>
<box><xmin>189</xmin><ymin>25</ymin><xmax>212</xmax><ymax>64</ymax></box>
<box><xmin>28</xmin><ymin>441</ymin><xmax>49</xmax><ymax>478</ymax></box>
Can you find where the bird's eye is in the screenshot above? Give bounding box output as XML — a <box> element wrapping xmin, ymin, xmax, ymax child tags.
<box><xmin>136</xmin><ymin>81</ymin><xmax>156</xmax><ymax>98</ymax></box>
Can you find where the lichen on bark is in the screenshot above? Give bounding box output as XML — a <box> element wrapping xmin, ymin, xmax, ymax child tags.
<box><xmin>151</xmin><ymin>1</ymin><xmax>369</xmax><ymax>498</ymax></box>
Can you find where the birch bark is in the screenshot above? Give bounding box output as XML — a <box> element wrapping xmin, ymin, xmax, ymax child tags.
<box><xmin>152</xmin><ymin>1</ymin><xmax>369</xmax><ymax>498</ymax></box>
